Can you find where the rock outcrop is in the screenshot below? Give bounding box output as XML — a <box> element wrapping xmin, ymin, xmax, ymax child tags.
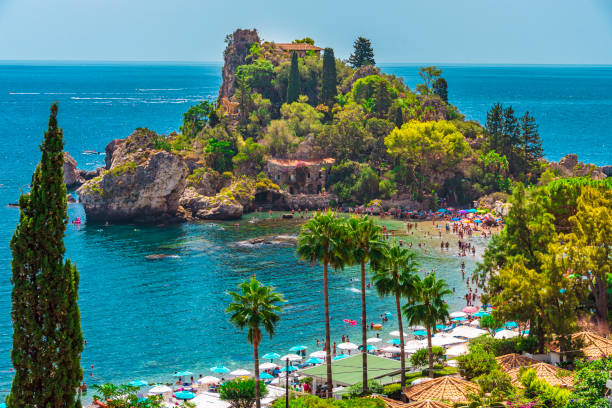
<box><xmin>549</xmin><ymin>154</ymin><xmax>608</xmax><ymax>180</ymax></box>
<box><xmin>63</xmin><ymin>152</ymin><xmax>85</xmax><ymax>189</ymax></box>
<box><xmin>218</xmin><ymin>29</ymin><xmax>260</xmax><ymax>101</ymax></box>
<box><xmin>178</xmin><ymin>187</ymin><xmax>243</xmax><ymax>220</ymax></box>
<box><xmin>78</xmin><ymin>130</ymin><xmax>189</xmax><ymax>223</ymax></box>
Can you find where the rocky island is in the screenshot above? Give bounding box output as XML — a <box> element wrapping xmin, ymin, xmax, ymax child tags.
<box><xmin>71</xmin><ymin>28</ymin><xmax>609</xmax><ymax>223</ymax></box>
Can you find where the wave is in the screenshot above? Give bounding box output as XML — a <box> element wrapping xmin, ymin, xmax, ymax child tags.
<box><xmin>71</xmin><ymin>97</ymin><xmax>140</xmax><ymax>100</ymax></box>
<box><xmin>9</xmin><ymin>92</ymin><xmax>40</xmax><ymax>95</ymax></box>
<box><xmin>136</xmin><ymin>88</ymin><xmax>184</xmax><ymax>91</ymax></box>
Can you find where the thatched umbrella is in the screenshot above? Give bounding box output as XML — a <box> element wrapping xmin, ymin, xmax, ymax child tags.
<box><xmin>495</xmin><ymin>353</ymin><xmax>539</xmax><ymax>371</ymax></box>
<box><xmin>404</xmin><ymin>376</ymin><xmax>479</xmax><ymax>404</ymax></box>
<box><xmin>506</xmin><ymin>362</ymin><xmax>574</xmax><ymax>388</ymax></box>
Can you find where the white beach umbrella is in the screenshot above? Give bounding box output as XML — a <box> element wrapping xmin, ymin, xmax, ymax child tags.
<box><xmin>389</xmin><ymin>330</ymin><xmax>409</xmax><ymax>338</ymax></box>
<box><xmin>381</xmin><ymin>346</ymin><xmax>401</xmax><ymax>353</ymax></box>
<box><xmin>446</xmin><ymin>343</ymin><xmax>469</xmax><ymax>357</ymax></box>
<box><xmin>403</xmin><ymin>339</ymin><xmax>427</xmax><ymax>352</ymax></box>
<box><xmin>309</xmin><ymin>350</ymin><xmax>327</xmax><ymax>359</ymax></box>
<box><xmin>494</xmin><ymin>329</ymin><xmax>520</xmax><ymax>340</ymax></box>
<box><xmin>197</xmin><ymin>376</ymin><xmax>220</xmax><ymax>384</ymax></box>
<box><xmin>230</xmin><ymin>369</ymin><xmax>252</xmax><ymax>377</ymax></box>
<box><xmin>367</xmin><ymin>337</ymin><xmax>382</xmax><ymax>344</ymax></box>
<box><xmin>449</xmin><ymin>311</ymin><xmax>468</xmax><ymax>318</ymax></box>
<box><xmin>337</xmin><ymin>342</ymin><xmax>358</xmax><ymax>351</ymax></box>
<box><xmin>259</xmin><ymin>362</ymin><xmax>278</xmax><ymax>370</ymax></box>
<box><xmin>407</xmin><ymin>325</ymin><xmax>426</xmax><ymax>331</ymax></box>
<box><xmin>148</xmin><ymin>385</ymin><xmax>172</xmax><ymax>394</ymax></box>
<box><xmin>446</xmin><ymin>359</ymin><xmax>460</xmax><ymax>367</ymax></box>
<box><xmin>412</xmin><ymin>377</ymin><xmax>434</xmax><ymax>385</ymax></box>
<box><xmin>469</xmin><ymin>319</ymin><xmax>481</xmax><ymax>327</ymax></box>
<box><xmin>450</xmin><ymin>325</ymin><xmax>487</xmax><ymax>339</ymax></box>
<box><xmin>431</xmin><ymin>335</ymin><xmax>466</xmax><ymax>347</ymax></box>
<box><xmin>280</xmin><ymin>354</ymin><xmax>302</xmax><ymax>362</ymax></box>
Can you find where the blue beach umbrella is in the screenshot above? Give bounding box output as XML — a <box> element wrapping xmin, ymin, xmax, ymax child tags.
<box><xmin>437</xmin><ymin>209</ymin><xmax>446</xmax><ymax>213</ymax></box>
<box><xmin>173</xmin><ymin>371</ymin><xmax>193</xmax><ymax>377</ymax></box>
<box><xmin>211</xmin><ymin>365</ymin><xmax>230</xmax><ymax>374</ymax></box>
<box><xmin>174</xmin><ymin>391</ymin><xmax>196</xmax><ymax>400</ymax></box>
<box><xmin>474</xmin><ymin>311</ymin><xmax>490</xmax><ymax>318</ymax></box>
<box><xmin>521</xmin><ymin>329</ymin><xmax>530</xmax><ymax>335</ymax></box>
<box><xmin>333</xmin><ymin>354</ymin><xmax>350</xmax><ymax>360</ymax></box>
<box><xmin>366</xmin><ymin>344</ymin><xmax>378</xmax><ymax>352</ymax></box>
<box><xmin>505</xmin><ymin>321</ymin><xmax>518</xmax><ymax>328</ymax></box>
<box><xmin>387</xmin><ymin>338</ymin><xmax>401</xmax><ymax>345</ymax></box>
<box><xmin>289</xmin><ymin>345</ymin><xmax>307</xmax><ymax>352</ymax></box>
<box><xmin>452</xmin><ymin>217</ymin><xmax>461</xmax><ymax>221</ymax></box>
<box><xmin>259</xmin><ymin>372</ymin><xmax>274</xmax><ymax>380</ymax></box>
<box><xmin>262</xmin><ymin>352</ymin><xmax>281</xmax><ymax>360</ymax></box>
<box><xmin>280</xmin><ymin>365</ymin><xmax>298</xmax><ymax>372</ymax></box>
<box><xmin>0</xmin><ymin>404</ymin><xmax>7</xmax><ymax>408</ymax></box>
<box><xmin>413</xmin><ymin>330</ymin><xmax>427</xmax><ymax>337</ymax></box>
<box><xmin>468</xmin><ymin>209</ymin><xmax>478</xmax><ymax>213</ymax></box>
<box><xmin>451</xmin><ymin>316</ymin><xmax>467</xmax><ymax>322</ymax></box>
<box><xmin>128</xmin><ymin>380</ymin><xmax>148</xmax><ymax>387</ymax></box>
<box><xmin>473</xmin><ymin>219</ymin><xmax>482</xmax><ymax>224</ymax></box>
<box><xmin>305</xmin><ymin>357</ymin><xmax>323</xmax><ymax>365</ymax></box>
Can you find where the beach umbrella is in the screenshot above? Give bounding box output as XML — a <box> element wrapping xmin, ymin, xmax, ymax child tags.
<box><xmin>458</xmin><ymin>210</ymin><xmax>468</xmax><ymax>215</ymax></box>
<box><xmin>451</xmin><ymin>316</ymin><xmax>467</xmax><ymax>322</ymax></box>
<box><xmin>337</xmin><ymin>342</ymin><xmax>358</xmax><ymax>351</ymax></box>
<box><xmin>211</xmin><ymin>365</ymin><xmax>230</xmax><ymax>374</ymax></box>
<box><xmin>446</xmin><ymin>343</ymin><xmax>469</xmax><ymax>357</ymax></box>
<box><xmin>174</xmin><ymin>391</ymin><xmax>196</xmax><ymax>400</ymax></box>
<box><xmin>259</xmin><ymin>372</ymin><xmax>274</xmax><ymax>380</ymax></box>
<box><xmin>230</xmin><ymin>369</ymin><xmax>252</xmax><ymax>377</ymax></box>
<box><xmin>473</xmin><ymin>311</ymin><xmax>490</xmax><ymax>318</ymax></box>
<box><xmin>387</xmin><ymin>338</ymin><xmax>401</xmax><ymax>345</ymax></box>
<box><xmin>305</xmin><ymin>357</ymin><xmax>323</xmax><ymax>365</ymax></box>
<box><xmin>389</xmin><ymin>330</ymin><xmax>409</xmax><ymax>338</ymax></box>
<box><xmin>173</xmin><ymin>371</ymin><xmax>193</xmax><ymax>377</ymax></box>
<box><xmin>494</xmin><ymin>329</ymin><xmax>519</xmax><ymax>340</ymax></box>
<box><xmin>462</xmin><ymin>306</ymin><xmax>479</xmax><ymax>314</ymax></box>
<box><xmin>262</xmin><ymin>352</ymin><xmax>281</xmax><ymax>360</ymax></box>
<box><xmin>404</xmin><ymin>340</ymin><xmax>427</xmax><ymax>352</ymax></box>
<box><xmin>450</xmin><ymin>311</ymin><xmax>467</xmax><ymax>318</ymax></box>
<box><xmin>280</xmin><ymin>365</ymin><xmax>298</xmax><ymax>372</ymax></box>
<box><xmin>437</xmin><ymin>209</ymin><xmax>446</xmax><ymax>213</ymax></box>
<box><xmin>505</xmin><ymin>321</ymin><xmax>518</xmax><ymax>328</ymax></box>
<box><xmin>148</xmin><ymin>384</ymin><xmax>172</xmax><ymax>394</ymax></box>
<box><xmin>381</xmin><ymin>346</ymin><xmax>401</xmax><ymax>353</ymax></box>
<box><xmin>366</xmin><ymin>345</ymin><xmax>378</xmax><ymax>351</ymax></box>
<box><xmin>197</xmin><ymin>376</ymin><xmax>220</xmax><ymax>384</ymax></box>
<box><xmin>367</xmin><ymin>337</ymin><xmax>382</xmax><ymax>344</ymax></box>
<box><xmin>333</xmin><ymin>354</ymin><xmax>350</xmax><ymax>360</ymax></box>
<box><xmin>413</xmin><ymin>330</ymin><xmax>427</xmax><ymax>337</ymax></box>
<box><xmin>450</xmin><ymin>325</ymin><xmax>487</xmax><ymax>339</ymax></box>
<box><xmin>521</xmin><ymin>329</ymin><xmax>530</xmax><ymax>335</ymax></box>
<box><xmin>473</xmin><ymin>219</ymin><xmax>482</xmax><ymax>224</ymax></box>
<box><xmin>259</xmin><ymin>362</ymin><xmax>278</xmax><ymax>370</ymax></box>
<box><xmin>470</xmin><ymin>319</ymin><xmax>481</xmax><ymax>327</ymax></box>
<box><xmin>431</xmin><ymin>335</ymin><xmax>466</xmax><ymax>347</ymax></box>
<box><xmin>468</xmin><ymin>208</ymin><xmax>478</xmax><ymax>213</ymax></box>
<box><xmin>408</xmin><ymin>325</ymin><xmax>426</xmax><ymax>331</ymax></box>
<box><xmin>309</xmin><ymin>350</ymin><xmax>327</xmax><ymax>358</ymax></box>
<box><xmin>451</xmin><ymin>217</ymin><xmax>461</xmax><ymax>221</ymax></box>
<box><xmin>280</xmin><ymin>354</ymin><xmax>302</xmax><ymax>362</ymax></box>
<box><xmin>289</xmin><ymin>345</ymin><xmax>307</xmax><ymax>352</ymax></box>
<box><xmin>436</xmin><ymin>324</ymin><xmax>451</xmax><ymax>331</ymax></box>
<box><xmin>128</xmin><ymin>380</ymin><xmax>148</xmax><ymax>387</ymax></box>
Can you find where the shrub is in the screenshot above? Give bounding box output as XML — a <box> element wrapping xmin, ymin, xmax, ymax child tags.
<box><xmin>153</xmin><ymin>135</ymin><xmax>172</xmax><ymax>152</ymax></box>
<box><xmin>379</xmin><ymin>179</ymin><xmax>397</xmax><ymax>199</ymax></box>
<box><xmin>272</xmin><ymin>395</ymin><xmax>384</xmax><ymax>408</ymax></box>
<box><xmin>108</xmin><ymin>162</ymin><xmax>137</xmax><ymax>177</ymax></box>
<box><xmin>219</xmin><ymin>378</ymin><xmax>266</xmax><ymax>408</ymax></box>
<box><xmin>383</xmin><ymin>383</ymin><xmax>402</xmax><ymax>399</ymax></box>
<box><xmin>347</xmin><ymin>380</ymin><xmax>383</xmax><ymax>397</ymax></box>
<box><xmin>457</xmin><ymin>344</ymin><xmax>498</xmax><ymax>380</ymax></box>
<box><xmin>410</xmin><ymin>347</ymin><xmax>445</xmax><ymax>367</ymax></box>
<box><xmin>475</xmin><ymin>368</ymin><xmax>514</xmax><ymax>399</ymax></box>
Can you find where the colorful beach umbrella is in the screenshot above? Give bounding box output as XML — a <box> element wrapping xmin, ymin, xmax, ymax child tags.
<box><xmin>128</xmin><ymin>380</ymin><xmax>148</xmax><ymax>387</ymax></box>
<box><xmin>462</xmin><ymin>306</ymin><xmax>479</xmax><ymax>314</ymax></box>
<box><xmin>413</xmin><ymin>330</ymin><xmax>427</xmax><ymax>336</ymax></box>
<box><xmin>259</xmin><ymin>372</ymin><xmax>274</xmax><ymax>379</ymax></box>
<box><xmin>173</xmin><ymin>371</ymin><xmax>193</xmax><ymax>377</ymax></box>
<box><xmin>505</xmin><ymin>321</ymin><xmax>518</xmax><ymax>328</ymax></box>
<box><xmin>262</xmin><ymin>352</ymin><xmax>281</xmax><ymax>360</ymax></box>
<box><xmin>211</xmin><ymin>365</ymin><xmax>230</xmax><ymax>374</ymax></box>
<box><xmin>289</xmin><ymin>345</ymin><xmax>307</xmax><ymax>352</ymax></box>
<box><xmin>280</xmin><ymin>365</ymin><xmax>298</xmax><ymax>372</ymax></box>
<box><xmin>305</xmin><ymin>357</ymin><xmax>323</xmax><ymax>365</ymax></box>
<box><xmin>474</xmin><ymin>311</ymin><xmax>490</xmax><ymax>318</ymax></box>
<box><xmin>333</xmin><ymin>354</ymin><xmax>350</xmax><ymax>360</ymax></box>
<box><xmin>174</xmin><ymin>391</ymin><xmax>196</xmax><ymax>400</ymax></box>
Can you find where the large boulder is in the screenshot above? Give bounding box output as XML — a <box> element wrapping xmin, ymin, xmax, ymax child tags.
<box><xmin>550</xmin><ymin>154</ymin><xmax>607</xmax><ymax>179</ymax></box>
<box><xmin>78</xmin><ymin>150</ymin><xmax>189</xmax><ymax>223</ymax></box>
<box><xmin>178</xmin><ymin>187</ymin><xmax>243</xmax><ymax>220</ymax></box>
<box><xmin>63</xmin><ymin>152</ymin><xmax>85</xmax><ymax>189</ymax></box>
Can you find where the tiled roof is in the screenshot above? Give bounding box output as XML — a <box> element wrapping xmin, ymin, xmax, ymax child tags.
<box><xmin>548</xmin><ymin>331</ymin><xmax>612</xmax><ymax>359</ymax></box>
<box><xmin>275</xmin><ymin>43</ymin><xmax>323</xmax><ymax>51</ymax></box>
<box><xmin>404</xmin><ymin>376</ymin><xmax>478</xmax><ymax>404</ymax></box>
<box><xmin>496</xmin><ymin>353</ymin><xmax>539</xmax><ymax>372</ymax></box>
<box><xmin>267</xmin><ymin>158</ymin><xmax>335</xmax><ymax>167</ymax></box>
<box><xmin>368</xmin><ymin>396</ymin><xmax>452</xmax><ymax>408</ymax></box>
<box><xmin>506</xmin><ymin>362</ymin><xmax>574</xmax><ymax>388</ymax></box>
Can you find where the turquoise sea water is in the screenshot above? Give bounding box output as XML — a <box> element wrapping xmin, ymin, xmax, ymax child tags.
<box><xmin>0</xmin><ymin>63</ymin><xmax>610</xmax><ymax>396</ymax></box>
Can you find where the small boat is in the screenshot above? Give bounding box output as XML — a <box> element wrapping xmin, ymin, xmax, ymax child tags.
<box><xmin>72</xmin><ymin>217</ymin><xmax>82</xmax><ymax>224</ymax></box>
<box><xmin>372</xmin><ymin>324</ymin><xmax>382</xmax><ymax>331</ymax></box>
<box><xmin>343</xmin><ymin>319</ymin><xmax>357</xmax><ymax>325</ymax></box>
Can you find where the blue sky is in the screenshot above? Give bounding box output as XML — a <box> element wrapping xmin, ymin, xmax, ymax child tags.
<box><xmin>1</xmin><ymin>0</ymin><xmax>611</xmax><ymax>64</ymax></box>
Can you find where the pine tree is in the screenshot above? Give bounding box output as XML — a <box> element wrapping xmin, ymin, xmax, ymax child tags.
<box><xmin>286</xmin><ymin>51</ymin><xmax>300</xmax><ymax>103</ymax></box>
<box><xmin>520</xmin><ymin>111</ymin><xmax>543</xmax><ymax>164</ymax></box>
<box><xmin>502</xmin><ymin>106</ymin><xmax>521</xmax><ymax>175</ymax></box>
<box><xmin>321</xmin><ymin>48</ymin><xmax>337</xmax><ymax>106</ymax></box>
<box><xmin>348</xmin><ymin>37</ymin><xmax>375</xmax><ymax>68</ymax></box>
<box><xmin>8</xmin><ymin>103</ymin><xmax>83</xmax><ymax>407</ymax></box>
<box><xmin>433</xmin><ymin>77</ymin><xmax>448</xmax><ymax>103</ymax></box>
<box><xmin>485</xmin><ymin>103</ymin><xmax>504</xmax><ymax>153</ymax></box>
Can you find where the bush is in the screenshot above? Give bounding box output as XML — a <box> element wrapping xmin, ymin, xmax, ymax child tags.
<box><xmin>378</xmin><ymin>179</ymin><xmax>397</xmax><ymax>199</ymax></box>
<box><xmin>468</xmin><ymin>334</ymin><xmax>526</xmax><ymax>356</ymax></box>
<box><xmin>410</xmin><ymin>347</ymin><xmax>445</xmax><ymax>367</ymax></box>
<box><xmin>347</xmin><ymin>380</ymin><xmax>384</xmax><ymax>397</ymax></box>
<box><xmin>457</xmin><ymin>344</ymin><xmax>498</xmax><ymax>380</ymax></box>
<box><xmin>475</xmin><ymin>368</ymin><xmax>514</xmax><ymax>399</ymax></box>
<box><xmin>220</xmin><ymin>378</ymin><xmax>266</xmax><ymax>408</ymax></box>
<box><xmin>272</xmin><ymin>395</ymin><xmax>384</xmax><ymax>408</ymax></box>
<box><xmin>382</xmin><ymin>383</ymin><xmax>402</xmax><ymax>399</ymax></box>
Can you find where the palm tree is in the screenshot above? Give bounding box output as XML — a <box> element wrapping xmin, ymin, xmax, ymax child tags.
<box><xmin>297</xmin><ymin>211</ymin><xmax>346</xmax><ymax>398</ymax></box>
<box><xmin>402</xmin><ymin>273</ymin><xmax>451</xmax><ymax>378</ymax></box>
<box><xmin>372</xmin><ymin>241</ymin><xmax>419</xmax><ymax>393</ymax></box>
<box><xmin>226</xmin><ymin>277</ymin><xmax>285</xmax><ymax>408</ymax></box>
<box><xmin>345</xmin><ymin>215</ymin><xmax>383</xmax><ymax>395</ymax></box>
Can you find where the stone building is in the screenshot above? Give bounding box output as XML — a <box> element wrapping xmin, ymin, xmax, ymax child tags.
<box><xmin>265</xmin><ymin>158</ymin><xmax>334</xmax><ymax>195</ymax></box>
<box><xmin>273</xmin><ymin>43</ymin><xmax>323</xmax><ymax>58</ymax></box>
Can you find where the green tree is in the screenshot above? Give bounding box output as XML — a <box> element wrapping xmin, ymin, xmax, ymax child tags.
<box><xmin>416</xmin><ymin>66</ymin><xmax>442</xmax><ymax>95</ymax></box>
<box><xmin>261</xmin><ymin>120</ymin><xmax>298</xmax><ymax>157</ymax></box>
<box><xmin>321</xmin><ymin>48</ymin><xmax>338</xmax><ymax>106</ymax></box>
<box><xmin>292</xmin><ymin>37</ymin><xmax>315</xmax><ymax>45</ymax></box>
<box><xmin>92</xmin><ymin>383</ymin><xmax>167</xmax><ymax>408</ymax></box>
<box><xmin>220</xmin><ymin>378</ymin><xmax>267</xmax><ymax>408</ymax></box>
<box><xmin>297</xmin><ymin>211</ymin><xmax>347</xmax><ymax>398</ymax></box>
<box><xmin>348</xmin><ymin>37</ymin><xmax>375</xmax><ymax>68</ymax></box>
<box><xmin>402</xmin><ymin>273</ymin><xmax>451</xmax><ymax>378</ymax></box>
<box><xmin>565</xmin><ymin>358</ymin><xmax>612</xmax><ymax>408</ymax></box>
<box><xmin>409</xmin><ymin>346</ymin><xmax>445</xmax><ymax>367</ymax></box>
<box><xmin>226</xmin><ymin>278</ymin><xmax>284</xmax><ymax>408</ymax></box>
<box><xmin>287</xmin><ymin>51</ymin><xmax>300</xmax><ymax>103</ymax></box>
<box><xmin>457</xmin><ymin>345</ymin><xmax>498</xmax><ymax>380</ymax></box>
<box><xmin>181</xmin><ymin>100</ymin><xmax>215</xmax><ymax>138</ymax></box>
<box><xmin>372</xmin><ymin>242</ymin><xmax>419</xmax><ymax>390</ymax></box>
<box><xmin>519</xmin><ymin>111</ymin><xmax>543</xmax><ymax>174</ymax></box>
<box><xmin>8</xmin><ymin>103</ymin><xmax>83</xmax><ymax>408</ymax></box>
<box><xmin>433</xmin><ymin>77</ymin><xmax>448</xmax><ymax>103</ymax></box>
<box><xmin>345</xmin><ymin>216</ymin><xmax>383</xmax><ymax>395</ymax></box>
<box><xmin>206</xmin><ymin>137</ymin><xmax>235</xmax><ymax>172</ymax></box>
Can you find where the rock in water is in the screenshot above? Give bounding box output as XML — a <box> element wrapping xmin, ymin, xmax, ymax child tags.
<box><xmin>78</xmin><ymin>149</ymin><xmax>188</xmax><ymax>223</ymax></box>
<box><xmin>63</xmin><ymin>152</ymin><xmax>85</xmax><ymax>188</ymax></box>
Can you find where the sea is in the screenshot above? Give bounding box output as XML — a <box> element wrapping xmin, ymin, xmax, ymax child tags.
<box><xmin>0</xmin><ymin>63</ymin><xmax>610</xmax><ymax>396</ymax></box>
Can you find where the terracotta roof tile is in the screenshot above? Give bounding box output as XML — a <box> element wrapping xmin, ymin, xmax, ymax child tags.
<box><xmin>275</xmin><ymin>43</ymin><xmax>323</xmax><ymax>51</ymax></box>
<box><xmin>403</xmin><ymin>376</ymin><xmax>478</xmax><ymax>404</ymax></box>
<box><xmin>506</xmin><ymin>362</ymin><xmax>574</xmax><ymax>388</ymax></box>
<box><xmin>496</xmin><ymin>353</ymin><xmax>539</xmax><ymax>372</ymax></box>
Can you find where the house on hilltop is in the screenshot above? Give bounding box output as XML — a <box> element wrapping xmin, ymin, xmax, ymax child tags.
<box><xmin>265</xmin><ymin>158</ymin><xmax>334</xmax><ymax>195</ymax></box>
<box><xmin>273</xmin><ymin>43</ymin><xmax>323</xmax><ymax>57</ymax></box>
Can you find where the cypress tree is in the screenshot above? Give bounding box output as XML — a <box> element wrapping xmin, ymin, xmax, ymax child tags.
<box><xmin>433</xmin><ymin>77</ymin><xmax>448</xmax><ymax>103</ymax></box>
<box><xmin>321</xmin><ymin>48</ymin><xmax>337</xmax><ymax>106</ymax></box>
<box><xmin>8</xmin><ymin>103</ymin><xmax>83</xmax><ymax>408</ymax></box>
<box><xmin>348</xmin><ymin>37</ymin><xmax>375</xmax><ymax>68</ymax></box>
<box><xmin>286</xmin><ymin>51</ymin><xmax>300</xmax><ymax>103</ymax></box>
